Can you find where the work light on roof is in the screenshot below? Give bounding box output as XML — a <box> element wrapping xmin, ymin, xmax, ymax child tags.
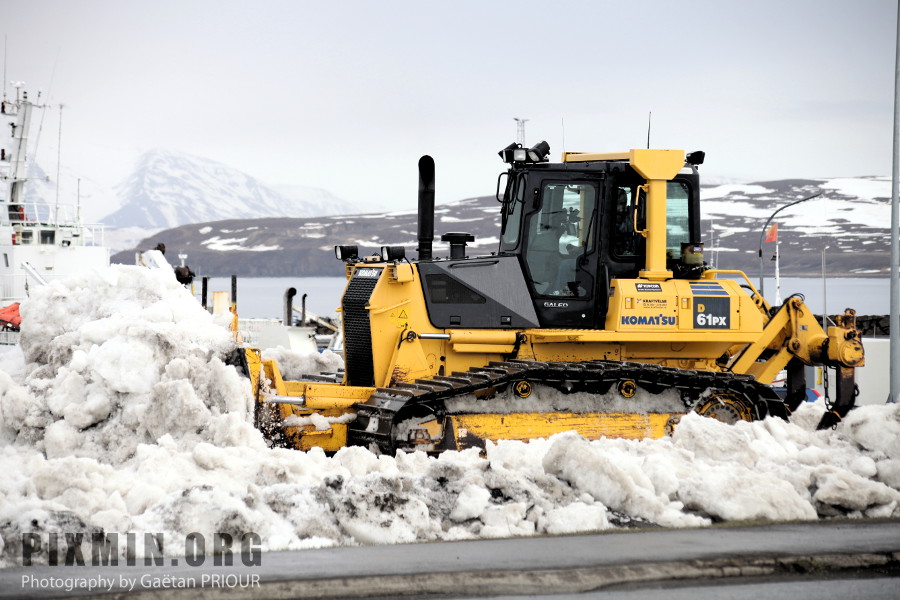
<box><xmin>686</xmin><ymin>151</ymin><xmax>705</xmax><ymax>166</ymax></box>
<box><xmin>334</xmin><ymin>245</ymin><xmax>358</xmax><ymax>261</ymax></box>
<box><xmin>498</xmin><ymin>140</ymin><xmax>551</xmax><ymax>164</ymax></box>
<box><xmin>380</xmin><ymin>246</ymin><xmax>406</xmax><ymax>262</ymax></box>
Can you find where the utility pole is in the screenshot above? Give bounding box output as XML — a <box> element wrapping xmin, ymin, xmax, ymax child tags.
<box><xmin>890</xmin><ymin>0</ymin><xmax>900</xmax><ymax>403</ymax></box>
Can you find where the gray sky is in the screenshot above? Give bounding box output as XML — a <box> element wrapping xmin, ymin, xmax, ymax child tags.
<box><xmin>3</xmin><ymin>0</ymin><xmax>897</xmax><ymax>211</ymax></box>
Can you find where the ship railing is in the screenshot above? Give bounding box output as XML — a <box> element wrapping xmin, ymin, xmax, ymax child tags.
<box><xmin>0</xmin><ymin>273</ymin><xmax>35</xmax><ymax>300</ymax></box>
<box><xmin>0</xmin><ymin>329</ymin><xmax>19</xmax><ymax>346</ymax></box>
<box><xmin>5</xmin><ymin>200</ymin><xmax>106</xmax><ymax>246</ymax></box>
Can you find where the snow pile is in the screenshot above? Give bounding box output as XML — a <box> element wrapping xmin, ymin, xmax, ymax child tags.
<box><xmin>260</xmin><ymin>345</ymin><xmax>343</xmax><ymax>381</ymax></box>
<box><xmin>1</xmin><ymin>266</ymin><xmax>249</xmax><ymax>463</ymax></box>
<box><xmin>0</xmin><ymin>266</ymin><xmax>898</xmax><ymax>568</ymax></box>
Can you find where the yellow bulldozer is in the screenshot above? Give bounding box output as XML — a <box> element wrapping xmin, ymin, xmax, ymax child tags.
<box><xmin>240</xmin><ymin>143</ymin><xmax>864</xmax><ymax>454</ymax></box>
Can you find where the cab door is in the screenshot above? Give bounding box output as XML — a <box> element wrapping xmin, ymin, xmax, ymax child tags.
<box><xmin>519</xmin><ymin>176</ymin><xmax>603</xmax><ymax>328</ymax></box>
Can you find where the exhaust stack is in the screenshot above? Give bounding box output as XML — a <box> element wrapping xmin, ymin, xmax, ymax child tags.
<box><xmin>284</xmin><ymin>287</ymin><xmax>296</xmax><ymax>326</ymax></box>
<box><xmin>301</xmin><ymin>293</ymin><xmax>308</xmax><ymax>327</ymax></box>
<box><xmin>417</xmin><ymin>155</ymin><xmax>435</xmax><ymax>261</ymax></box>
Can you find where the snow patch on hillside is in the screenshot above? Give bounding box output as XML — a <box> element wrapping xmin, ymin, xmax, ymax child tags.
<box><xmin>703</xmin><ymin>184</ymin><xmax>777</xmax><ymax>198</ymax></box>
<box><xmin>201</xmin><ymin>236</ymin><xmax>281</xmax><ymax>252</ymax></box>
<box><xmin>821</xmin><ymin>177</ymin><xmax>890</xmax><ymax>201</ymax></box>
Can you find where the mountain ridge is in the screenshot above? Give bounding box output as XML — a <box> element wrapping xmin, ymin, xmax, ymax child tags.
<box><xmin>111</xmin><ymin>176</ymin><xmax>894</xmax><ymax>278</ymax></box>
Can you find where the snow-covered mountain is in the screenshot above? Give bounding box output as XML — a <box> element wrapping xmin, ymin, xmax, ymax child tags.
<box><xmin>102</xmin><ymin>150</ymin><xmax>356</xmax><ymax>229</ymax></box>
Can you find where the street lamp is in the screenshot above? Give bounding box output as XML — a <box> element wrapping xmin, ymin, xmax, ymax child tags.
<box><xmin>757</xmin><ymin>192</ymin><xmax>822</xmax><ymax>299</ymax></box>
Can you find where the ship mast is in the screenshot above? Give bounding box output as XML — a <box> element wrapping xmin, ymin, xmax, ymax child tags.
<box><xmin>5</xmin><ymin>84</ymin><xmax>33</xmax><ymax>221</ymax></box>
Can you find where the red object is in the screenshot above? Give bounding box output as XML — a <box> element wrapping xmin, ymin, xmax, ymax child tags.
<box><xmin>764</xmin><ymin>222</ymin><xmax>778</xmax><ymax>243</ymax></box>
<box><xmin>0</xmin><ymin>302</ymin><xmax>22</xmax><ymax>329</ymax></box>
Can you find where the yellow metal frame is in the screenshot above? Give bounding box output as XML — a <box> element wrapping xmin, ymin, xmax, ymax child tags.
<box><xmin>447</xmin><ymin>412</ymin><xmax>675</xmax><ymax>447</ymax></box>
<box><xmin>247</xmin><ymin>349</ymin><xmax>374</xmax><ymax>452</ymax></box>
<box><xmin>729</xmin><ymin>298</ymin><xmax>864</xmax><ymax>384</ymax></box>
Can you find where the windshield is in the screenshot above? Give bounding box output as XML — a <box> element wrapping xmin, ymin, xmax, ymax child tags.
<box><xmin>524</xmin><ymin>182</ymin><xmax>597</xmax><ymax>297</ymax></box>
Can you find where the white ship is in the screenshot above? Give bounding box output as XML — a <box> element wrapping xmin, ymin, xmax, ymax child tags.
<box><xmin>0</xmin><ymin>84</ymin><xmax>109</xmax><ymax>342</ymax></box>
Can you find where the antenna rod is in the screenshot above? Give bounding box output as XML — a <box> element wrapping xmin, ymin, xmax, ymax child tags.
<box><xmin>3</xmin><ymin>34</ymin><xmax>7</xmax><ymax>103</ymax></box>
<box><xmin>561</xmin><ymin>117</ymin><xmax>566</xmax><ymax>155</ymax></box>
<box><xmin>32</xmin><ymin>46</ymin><xmax>61</xmax><ymax>161</ymax></box>
<box><xmin>647</xmin><ymin>112</ymin><xmax>652</xmax><ymax>148</ymax></box>
<box><xmin>55</xmin><ymin>103</ymin><xmax>63</xmax><ymax>226</ymax></box>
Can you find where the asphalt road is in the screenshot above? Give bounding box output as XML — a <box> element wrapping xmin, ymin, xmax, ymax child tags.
<box><xmin>1</xmin><ymin>519</ymin><xmax>898</xmax><ymax>599</ymax></box>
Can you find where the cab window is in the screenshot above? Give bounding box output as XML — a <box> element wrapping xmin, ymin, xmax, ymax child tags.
<box><xmin>612</xmin><ymin>186</ymin><xmax>641</xmax><ymax>258</ymax></box>
<box><xmin>611</xmin><ymin>181</ymin><xmax>692</xmax><ymax>260</ymax></box>
<box><xmin>500</xmin><ymin>173</ymin><xmax>527</xmax><ymax>247</ymax></box>
<box><xmin>524</xmin><ymin>182</ymin><xmax>596</xmax><ymax>297</ymax></box>
<box><xmin>665</xmin><ymin>181</ymin><xmax>691</xmax><ymax>259</ymax></box>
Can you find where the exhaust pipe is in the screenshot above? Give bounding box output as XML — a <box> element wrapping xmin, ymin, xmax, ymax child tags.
<box><xmin>284</xmin><ymin>287</ymin><xmax>296</xmax><ymax>326</ymax></box>
<box><xmin>301</xmin><ymin>293</ymin><xmax>307</xmax><ymax>327</ymax></box>
<box><xmin>417</xmin><ymin>155</ymin><xmax>435</xmax><ymax>261</ymax></box>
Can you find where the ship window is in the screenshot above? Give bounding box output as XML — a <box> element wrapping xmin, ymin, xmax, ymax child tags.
<box><xmin>426</xmin><ymin>273</ymin><xmax>486</xmax><ymax>304</ymax></box>
<box><xmin>8</xmin><ymin>205</ymin><xmax>25</xmax><ymax>223</ymax></box>
<box><xmin>40</xmin><ymin>230</ymin><xmax>55</xmax><ymax>245</ymax></box>
<box><xmin>19</xmin><ymin>231</ymin><xmax>33</xmax><ymax>245</ymax></box>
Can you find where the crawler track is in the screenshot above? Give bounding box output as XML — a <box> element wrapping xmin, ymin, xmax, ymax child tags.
<box><xmin>348</xmin><ymin>360</ymin><xmax>788</xmax><ymax>454</ymax></box>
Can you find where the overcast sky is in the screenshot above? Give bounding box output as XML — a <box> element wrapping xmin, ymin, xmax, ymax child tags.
<box><xmin>3</xmin><ymin>0</ymin><xmax>897</xmax><ymax>211</ymax></box>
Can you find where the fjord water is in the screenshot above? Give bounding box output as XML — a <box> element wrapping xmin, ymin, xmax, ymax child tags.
<box><xmin>200</xmin><ymin>276</ymin><xmax>348</xmax><ymax>320</ymax></box>
<box><xmin>204</xmin><ymin>276</ymin><xmax>892</xmax><ymax>321</ymax></box>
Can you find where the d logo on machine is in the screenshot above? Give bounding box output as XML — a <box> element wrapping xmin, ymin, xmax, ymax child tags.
<box><xmin>690</xmin><ymin>282</ymin><xmax>730</xmax><ymax>329</ymax></box>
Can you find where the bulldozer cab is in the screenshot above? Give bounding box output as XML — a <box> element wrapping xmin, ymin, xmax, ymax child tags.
<box><xmin>497</xmin><ymin>144</ymin><xmax>701</xmax><ymax>328</ymax></box>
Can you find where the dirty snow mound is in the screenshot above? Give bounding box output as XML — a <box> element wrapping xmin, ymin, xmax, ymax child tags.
<box><xmin>2</xmin><ymin>266</ymin><xmax>252</xmax><ymax>464</ymax></box>
<box><xmin>0</xmin><ymin>266</ymin><xmax>898</xmax><ymax>568</ymax></box>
